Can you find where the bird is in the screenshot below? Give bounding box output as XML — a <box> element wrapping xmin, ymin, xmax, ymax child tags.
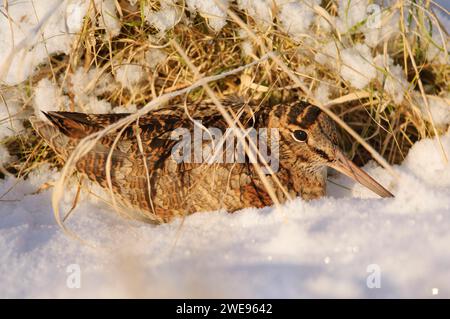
<box><xmin>30</xmin><ymin>99</ymin><xmax>393</xmax><ymax>223</ymax></box>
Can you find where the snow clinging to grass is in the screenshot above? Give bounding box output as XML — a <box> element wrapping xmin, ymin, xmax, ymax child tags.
<box><xmin>336</xmin><ymin>0</ymin><xmax>369</xmax><ymax>33</ymax></box>
<box><xmin>340</xmin><ymin>43</ymin><xmax>376</xmax><ymax>89</ymax></box>
<box><xmin>364</xmin><ymin>8</ymin><xmax>400</xmax><ymax>48</ymax></box>
<box><xmin>278</xmin><ymin>1</ymin><xmax>318</xmax><ymax>38</ymax></box>
<box><xmin>0</xmin><ymin>0</ymin><xmax>87</xmax><ymax>85</ymax></box>
<box><xmin>145</xmin><ymin>49</ymin><xmax>168</xmax><ymax>69</ymax></box>
<box><xmin>0</xmin><ymin>0</ymin><xmax>125</xmax><ymax>85</ymax></box>
<box><xmin>314</xmin><ymin>41</ymin><xmax>341</xmax><ymax>69</ymax></box>
<box><xmin>34</xmin><ymin>79</ymin><xmax>67</xmax><ymax>120</ymax></box>
<box><xmin>0</xmin><ymin>100</ymin><xmax>23</xmax><ymax>140</ymax></box>
<box><xmin>0</xmin><ymin>144</ymin><xmax>12</xmax><ymax>167</ymax></box>
<box><xmin>186</xmin><ymin>0</ymin><xmax>230</xmax><ymax>32</ymax></box>
<box><xmin>414</xmin><ymin>92</ymin><xmax>450</xmax><ymax>128</ymax></box>
<box><xmin>97</xmin><ymin>0</ymin><xmax>122</xmax><ymax>37</ymax></box>
<box><xmin>374</xmin><ymin>54</ymin><xmax>409</xmax><ymax>105</ymax></box>
<box><xmin>115</xmin><ymin>64</ymin><xmax>146</xmax><ymax>90</ymax></box>
<box><xmin>237</xmin><ymin>0</ymin><xmax>273</xmax><ymax>27</ymax></box>
<box><xmin>144</xmin><ymin>0</ymin><xmax>180</xmax><ymax>32</ymax></box>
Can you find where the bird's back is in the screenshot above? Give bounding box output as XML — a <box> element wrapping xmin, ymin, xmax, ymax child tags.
<box><xmin>30</xmin><ymin>104</ymin><xmax>280</xmax><ymax>222</ymax></box>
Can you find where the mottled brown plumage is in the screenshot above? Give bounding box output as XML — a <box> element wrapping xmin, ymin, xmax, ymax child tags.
<box><xmin>30</xmin><ymin>100</ymin><xmax>393</xmax><ymax>223</ymax></box>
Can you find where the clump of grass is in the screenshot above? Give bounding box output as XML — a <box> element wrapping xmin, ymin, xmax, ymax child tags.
<box><xmin>0</xmin><ymin>0</ymin><xmax>448</xmax><ymax>185</ymax></box>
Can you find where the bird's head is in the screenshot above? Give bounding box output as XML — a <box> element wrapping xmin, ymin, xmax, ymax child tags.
<box><xmin>265</xmin><ymin>101</ymin><xmax>393</xmax><ymax>198</ymax></box>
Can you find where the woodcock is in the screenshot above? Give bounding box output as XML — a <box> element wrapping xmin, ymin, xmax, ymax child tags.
<box><xmin>31</xmin><ymin>100</ymin><xmax>393</xmax><ymax>223</ymax></box>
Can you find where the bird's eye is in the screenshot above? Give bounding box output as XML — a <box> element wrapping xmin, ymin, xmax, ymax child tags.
<box><xmin>292</xmin><ymin>130</ymin><xmax>308</xmax><ymax>142</ymax></box>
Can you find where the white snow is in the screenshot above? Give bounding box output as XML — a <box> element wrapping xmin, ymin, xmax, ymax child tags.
<box><xmin>0</xmin><ymin>99</ymin><xmax>24</xmax><ymax>140</ymax></box>
<box><xmin>374</xmin><ymin>54</ymin><xmax>409</xmax><ymax>105</ymax></box>
<box><xmin>0</xmin><ymin>0</ymin><xmax>86</xmax><ymax>85</ymax></box>
<box><xmin>1</xmin><ymin>131</ymin><xmax>450</xmax><ymax>298</ymax></box>
<box><xmin>115</xmin><ymin>63</ymin><xmax>146</xmax><ymax>90</ymax></box>
<box><xmin>70</xmin><ymin>67</ymin><xmax>117</xmax><ymax>99</ymax></box>
<box><xmin>336</xmin><ymin>0</ymin><xmax>369</xmax><ymax>33</ymax></box>
<box><xmin>0</xmin><ymin>144</ymin><xmax>12</xmax><ymax>166</ymax></box>
<box><xmin>85</xmin><ymin>96</ymin><xmax>113</xmax><ymax>114</ymax></box>
<box><xmin>186</xmin><ymin>0</ymin><xmax>229</xmax><ymax>32</ymax></box>
<box><xmin>278</xmin><ymin>1</ymin><xmax>317</xmax><ymax>39</ymax></box>
<box><xmin>144</xmin><ymin>0</ymin><xmax>180</xmax><ymax>32</ymax></box>
<box><xmin>97</xmin><ymin>0</ymin><xmax>122</xmax><ymax>37</ymax></box>
<box><xmin>363</xmin><ymin>8</ymin><xmax>400</xmax><ymax>48</ymax></box>
<box><xmin>314</xmin><ymin>41</ymin><xmax>341</xmax><ymax>68</ymax></box>
<box><xmin>237</xmin><ymin>0</ymin><xmax>273</xmax><ymax>27</ymax></box>
<box><xmin>34</xmin><ymin>78</ymin><xmax>68</xmax><ymax>120</ymax></box>
<box><xmin>314</xmin><ymin>81</ymin><xmax>332</xmax><ymax>104</ymax></box>
<box><xmin>340</xmin><ymin>43</ymin><xmax>376</xmax><ymax>89</ymax></box>
<box><xmin>239</xmin><ymin>29</ymin><xmax>255</xmax><ymax>56</ymax></box>
<box><xmin>0</xmin><ymin>0</ymin><xmax>126</xmax><ymax>86</ymax></box>
<box><xmin>241</xmin><ymin>41</ymin><xmax>255</xmax><ymax>56</ymax></box>
<box><xmin>145</xmin><ymin>49</ymin><xmax>168</xmax><ymax>69</ymax></box>
<box><xmin>65</xmin><ymin>67</ymin><xmax>116</xmax><ymax>113</ymax></box>
<box><xmin>425</xmin><ymin>29</ymin><xmax>449</xmax><ymax>65</ymax></box>
<box><xmin>1</xmin><ymin>0</ymin><xmax>450</xmax><ymax>299</ymax></box>
<box><xmin>414</xmin><ymin>92</ymin><xmax>450</xmax><ymax>128</ymax></box>
<box><xmin>31</xmin><ymin>67</ymin><xmax>118</xmax><ymax>115</ymax></box>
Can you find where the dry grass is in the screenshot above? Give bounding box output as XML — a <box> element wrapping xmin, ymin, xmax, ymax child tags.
<box><xmin>0</xmin><ymin>0</ymin><xmax>449</xmax><ymax>220</ymax></box>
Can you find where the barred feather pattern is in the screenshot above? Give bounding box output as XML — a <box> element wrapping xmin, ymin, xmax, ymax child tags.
<box><xmin>31</xmin><ymin>100</ymin><xmax>334</xmax><ymax>223</ymax></box>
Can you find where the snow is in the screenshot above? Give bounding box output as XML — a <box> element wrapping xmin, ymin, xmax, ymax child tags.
<box><xmin>115</xmin><ymin>64</ymin><xmax>146</xmax><ymax>90</ymax></box>
<box><xmin>97</xmin><ymin>0</ymin><xmax>122</xmax><ymax>37</ymax></box>
<box><xmin>239</xmin><ymin>29</ymin><xmax>255</xmax><ymax>56</ymax></box>
<box><xmin>278</xmin><ymin>1</ymin><xmax>318</xmax><ymax>39</ymax></box>
<box><xmin>186</xmin><ymin>0</ymin><xmax>229</xmax><ymax>32</ymax></box>
<box><xmin>314</xmin><ymin>41</ymin><xmax>341</xmax><ymax>68</ymax></box>
<box><xmin>0</xmin><ymin>99</ymin><xmax>24</xmax><ymax>140</ymax></box>
<box><xmin>1</xmin><ymin>131</ymin><xmax>450</xmax><ymax>298</ymax></box>
<box><xmin>433</xmin><ymin>3</ymin><xmax>450</xmax><ymax>33</ymax></box>
<box><xmin>363</xmin><ymin>8</ymin><xmax>400</xmax><ymax>48</ymax></box>
<box><xmin>414</xmin><ymin>92</ymin><xmax>450</xmax><ymax>128</ymax></box>
<box><xmin>0</xmin><ymin>0</ymin><xmax>82</xmax><ymax>85</ymax></box>
<box><xmin>70</xmin><ymin>68</ymin><xmax>116</xmax><ymax>99</ymax></box>
<box><xmin>237</xmin><ymin>0</ymin><xmax>273</xmax><ymax>27</ymax></box>
<box><xmin>33</xmin><ymin>71</ymin><xmax>114</xmax><ymax>115</ymax></box>
<box><xmin>34</xmin><ymin>78</ymin><xmax>67</xmax><ymax>120</ymax></box>
<box><xmin>374</xmin><ymin>54</ymin><xmax>409</xmax><ymax>105</ymax></box>
<box><xmin>0</xmin><ymin>144</ymin><xmax>12</xmax><ymax>166</ymax></box>
<box><xmin>340</xmin><ymin>43</ymin><xmax>376</xmax><ymax>89</ymax></box>
<box><xmin>314</xmin><ymin>81</ymin><xmax>332</xmax><ymax>104</ymax></box>
<box><xmin>0</xmin><ymin>0</ymin><xmax>125</xmax><ymax>85</ymax></box>
<box><xmin>144</xmin><ymin>0</ymin><xmax>180</xmax><ymax>32</ymax></box>
<box><xmin>1</xmin><ymin>0</ymin><xmax>450</xmax><ymax>299</ymax></box>
<box><xmin>425</xmin><ymin>29</ymin><xmax>449</xmax><ymax>65</ymax></box>
<box><xmin>85</xmin><ymin>96</ymin><xmax>113</xmax><ymax>114</ymax></box>
<box><xmin>241</xmin><ymin>41</ymin><xmax>254</xmax><ymax>56</ymax></box>
<box><xmin>145</xmin><ymin>49</ymin><xmax>168</xmax><ymax>69</ymax></box>
<box><xmin>336</xmin><ymin>0</ymin><xmax>369</xmax><ymax>33</ymax></box>
<box><xmin>65</xmin><ymin>67</ymin><xmax>116</xmax><ymax>113</ymax></box>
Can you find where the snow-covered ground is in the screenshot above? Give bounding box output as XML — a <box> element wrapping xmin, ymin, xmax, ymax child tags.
<box><xmin>1</xmin><ymin>131</ymin><xmax>450</xmax><ymax>298</ymax></box>
<box><xmin>1</xmin><ymin>0</ymin><xmax>449</xmax><ymax>298</ymax></box>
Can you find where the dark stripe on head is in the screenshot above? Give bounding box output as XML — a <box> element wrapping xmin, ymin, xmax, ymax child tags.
<box><xmin>298</xmin><ymin>106</ymin><xmax>321</xmax><ymax>128</ymax></box>
<box><xmin>312</xmin><ymin>147</ymin><xmax>331</xmax><ymax>161</ymax></box>
<box><xmin>287</xmin><ymin>101</ymin><xmax>309</xmax><ymax>125</ymax></box>
<box><xmin>274</xmin><ymin>105</ymin><xmax>284</xmax><ymax>118</ymax></box>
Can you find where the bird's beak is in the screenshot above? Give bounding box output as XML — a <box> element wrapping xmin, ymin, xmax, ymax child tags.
<box><xmin>329</xmin><ymin>149</ymin><xmax>394</xmax><ymax>198</ymax></box>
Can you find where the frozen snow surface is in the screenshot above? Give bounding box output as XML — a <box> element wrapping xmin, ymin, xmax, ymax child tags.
<box><xmin>1</xmin><ymin>132</ymin><xmax>450</xmax><ymax>298</ymax></box>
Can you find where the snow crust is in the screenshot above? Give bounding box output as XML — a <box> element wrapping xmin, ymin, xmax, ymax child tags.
<box><xmin>1</xmin><ymin>132</ymin><xmax>450</xmax><ymax>298</ymax></box>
